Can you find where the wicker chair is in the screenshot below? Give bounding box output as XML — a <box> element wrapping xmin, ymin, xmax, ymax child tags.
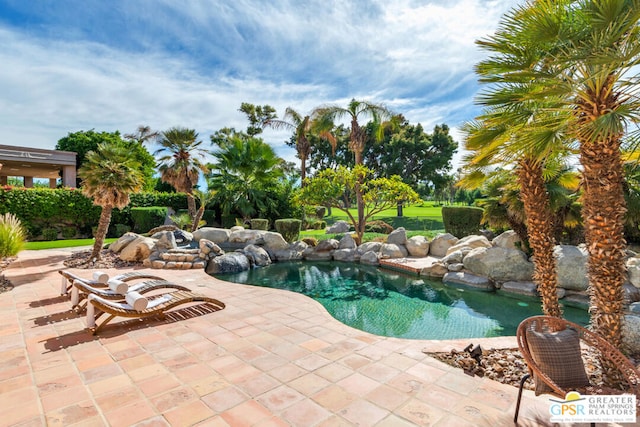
<box><xmin>514</xmin><ymin>315</ymin><xmax>640</xmax><ymax>424</ymax></box>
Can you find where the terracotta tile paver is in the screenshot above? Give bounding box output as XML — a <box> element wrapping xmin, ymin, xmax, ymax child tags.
<box><xmin>1</xmin><ymin>248</ymin><xmax>561</xmax><ymax>426</ymax></box>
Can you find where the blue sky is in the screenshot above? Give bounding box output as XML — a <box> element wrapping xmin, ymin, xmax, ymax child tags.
<box><xmin>0</xmin><ymin>0</ymin><xmax>516</xmax><ymax>167</ymax></box>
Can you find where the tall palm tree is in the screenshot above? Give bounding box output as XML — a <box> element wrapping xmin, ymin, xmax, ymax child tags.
<box><xmin>191</xmin><ymin>189</ymin><xmax>216</xmax><ymax>232</ymax></box>
<box><xmin>155</xmin><ymin>127</ymin><xmax>209</xmax><ymax>221</ymax></box>
<box><xmin>263</xmin><ymin>107</ymin><xmax>335</xmax><ymax>186</ymax></box>
<box><xmin>315</xmin><ymin>99</ymin><xmax>394</xmax><ymax>240</ymax></box>
<box><xmin>78</xmin><ymin>143</ymin><xmax>143</xmax><ymax>260</ymax></box>
<box><xmin>479</xmin><ymin>0</ymin><xmax>640</xmax><ymax>347</ymax></box>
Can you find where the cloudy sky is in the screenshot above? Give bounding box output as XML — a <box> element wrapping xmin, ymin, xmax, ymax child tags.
<box><xmin>0</xmin><ymin>0</ymin><xmax>516</xmax><ymax>167</ymax></box>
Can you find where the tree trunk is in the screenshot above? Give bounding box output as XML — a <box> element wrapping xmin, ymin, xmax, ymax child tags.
<box><xmin>353</xmin><ymin>148</ymin><xmax>365</xmax><ymax>243</ymax></box>
<box><xmin>91</xmin><ymin>205</ymin><xmax>113</xmax><ymax>261</ymax></box>
<box><xmin>397</xmin><ymin>203</ymin><xmax>403</xmax><ymax>217</ymax></box>
<box><xmin>580</xmin><ymin>138</ymin><xmax>626</xmax><ymax>349</ymax></box>
<box><xmin>186</xmin><ymin>193</ymin><xmax>196</xmax><ymax>222</ymax></box>
<box><xmin>191</xmin><ymin>206</ymin><xmax>204</xmax><ymax>232</ymax></box>
<box><xmin>517</xmin><ymin>160</ymin><xmax>561</xmax><ymax>317</ymax></box>
<box><xmin>300</xmin><ymin>154</ymin><xmax>307</xmax><ymax>188</ymax></box>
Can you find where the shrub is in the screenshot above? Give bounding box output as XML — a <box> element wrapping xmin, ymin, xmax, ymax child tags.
<box><xmin>169</xmin><ymin>213</ymin><xmax>192</xmax><ymax>230</ymax></box>
<box><xmin>130</xmin><ymin>207</ymin><xmax>168</xmax><ymax>233</ymax></box>
<box><xmin>365</xmin><ymin>220</ymin><xmax>394</xmax><ymax>234</ymax></box>
<box><xmin>0</xmin><ymin>213</ymin><xmax>26</xmax><ymax>257</ymax></box>
<box><xmin>61</xmin><ymin>226</ymin><xmax>77</xmax><ymax>239</ymax></box>
<box><xmin>441</xmin><ymin>206</ymin><xmax>484</xmax><ymax>238</ymax></box>
<box><xmin>302</xmin><ymin>237</ymin><xmax>318</xmax><ymax>247</ymax></box>
<box><xmin>42</xmin><ymin>227</ymin><xmax>58</xmax><ymax>241</ymax></box>
<box><xmin>250</xmin><ymin>219</ymin><xmax>269</xmax><ymax>230</ymax></box>
<box><xmin>114</xmin><ymin>224</ymin><xmax>131</xmax><ymax>236</ymax></box>
<box><xmin>315</xmin><ymin>206</ymin><xmax>326</xmax><ymax>219</ymax></box>
<box><xmin>304</xmin><ymin>218</ymin><xmax>326</xmax><ymax>230</ymax></box>
<box><xmin>221</xmin><ymin>214</ymin><xmax>236</xmax><ymax>229</ymax></box>
<box><xmin>275</xmin><ymin>219</ymin><xmax>302</xmax><ymax>243</ymax></box>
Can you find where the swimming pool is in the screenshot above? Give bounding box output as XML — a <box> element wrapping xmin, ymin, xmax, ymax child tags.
<box><xmin>215</xmin><ymin>261</ymin><xmax>590</xmax><ymax>339</ymax></box>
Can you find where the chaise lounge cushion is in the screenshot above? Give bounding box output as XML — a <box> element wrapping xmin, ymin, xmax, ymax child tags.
<box><xmin>526</xmin><ymin>326</ymin><xmax>590</xmax><ymax>395</ymax></box>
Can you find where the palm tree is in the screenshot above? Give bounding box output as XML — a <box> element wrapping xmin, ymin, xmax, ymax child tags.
<box><xmin>478</xmin><ymin>0</ymin><xmax>640</xmax><ymax>347</ymax></box>
<box><xmin>207</xmin><ymin>136</ymin><xmax>284</xmax><ymax>220</ymax></box>
<box><xmin>263</xmin><ymin>107</ymin><xmax>335</xmax><ymax>186</ymax></box>
<box><xmin>78</xmin><ymin>143</ymin><xmax>143</xmax><ymax>260</ymax></box>
<box><xmin>191</xmin><ymin>189</ymin><xmax>216</xmax><ymax>232</ymax></box>
<box><xmin>155</xmin><ymin>127</ymin><xmax>209</xmax><ymax>221</ymax></box>
<box><xmin>315</xmin><ymin>99</ymin><xmax>394</xmax><ymax>240</ymax></box>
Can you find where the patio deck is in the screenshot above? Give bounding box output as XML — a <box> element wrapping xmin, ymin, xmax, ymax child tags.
<box><xmin>0</xmin><ymin>248</ymin><xmax>583</xmax><ymax>426</ymax></box>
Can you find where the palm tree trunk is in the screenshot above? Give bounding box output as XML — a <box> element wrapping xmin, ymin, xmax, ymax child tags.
<box><xmin>300</xmin><ymin>153</ymin><xmax>307</xmax><ymax>187</ymax></box>
<box><xmin>580</xmin><ymin>139</ymin><xmax>626</xmax><ymax>348</ymax></box>
<box><xmin>186</xmin><ymin>193</ymin><xmax>196</xmax><ymax>222</ymax></box>
<box><xmin>517</xmin><ymin>160</ymin><xmax>561</xmax><ymax>317</ymax></box>
<box><xmin>191</xmin><ymin>206</ymin><xmax>204</xmax><ymax>232</ymax></box>
<box><xmin>353</xmin><ymin>149</ymin><xmax>365</xmax><ymax>243</ymax></box>
<box><xmin>91</xmin><ymin>205</ymin><xmax>113</xmax><ymax>260</ymax></box>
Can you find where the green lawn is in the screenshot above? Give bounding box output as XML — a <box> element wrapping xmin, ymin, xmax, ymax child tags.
<box><xmin>24</xmin><ymin>238</ymin><xmax>118</xmax><ymax>250</ymax></box>
<box><xmin>322</xmin><ymin>202</ymin><xmax>445</xmax><ymax>232</ymax></box>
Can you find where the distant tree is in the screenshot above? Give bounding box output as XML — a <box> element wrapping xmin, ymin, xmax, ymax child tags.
<box><xmin>78</xmin><ymin>143</ymin><xmax>144</xmax><ymax>260</ymax></box>
<box><xmin>296</xmin><ymin>166</ymin><xmax>420</xmax><ymax>243</ymax></box>
<box><xmin>239</xmin><ymin>103</ymin><xmax>277</xmax><ymax>136</ymax></box>
<box><xmin>124</xmin><ymin>125</ymin><xmax>160</xmax><ymax>145</ymax></box>
<box><xmin>56</xmin><ymin>129</ymin><xmax>155</xmax><ymax>189</ymax></box>
<box><xmin>155</xmin><ymin>127</ymin><xmax>209</xmax><ymax>220</ymax></box>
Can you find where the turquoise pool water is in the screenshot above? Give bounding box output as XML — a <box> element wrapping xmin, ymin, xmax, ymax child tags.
<box><xmin>215</xmin><ymin>261</ymin><xmax>590</xmax><ymax>339</ymax></box>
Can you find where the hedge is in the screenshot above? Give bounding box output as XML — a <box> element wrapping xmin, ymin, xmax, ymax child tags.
<box><xmin>275</xmin><ymin>219</ymin><xmax>301</xmax><ymax>243</ymax></box>
<box><xmin>441</xmin><ymin>206</ymin><xmax>484</xmax><ymax>238</ymax></box>
<box><xmin>0</xmin><ymin>187</ymin><xmax>187</xmax><ymax>239</ymax></box>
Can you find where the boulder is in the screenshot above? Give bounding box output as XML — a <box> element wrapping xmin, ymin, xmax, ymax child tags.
<box><xmin>109</xmin><ymin>232</ymin><xmax>139</xmax><ymax>253</ymax></box>
<box><xmin>500</xmin><ymin>281</ymin><xmax>538</xmax><ymax>298</ymax></box>
<box><xmin>627</xmin><ymin>257</ymin><xmax>640</xmax><ymax>288</ymax></box>
<box><xmin>338</xmin><ymin>234</ymin><xmax>357</xmax><ymax>250</ymax></box>
<box><xmin>492</xmin><ymin>230</ymin><xmax>522</xmax><ymax>251</ymax></box>
<box><xmin>205</xmin><ymin>252</ymin><xmax>250</xmax><ymax>275</ymax></box>
<box><xmin>623</xmin><ymin>314</ymin><xmax>640</xmax><ymax>353</ymax></box>
<box><xmin>151</xmin><ymin>230</ymin><xmax>177</xmax><ymax>251</ymax></box>
<box><xmin>624</xmin><ymin>282</ymin><xmax>640</xmax><ymax>305</ymax></box>
<box><xmin>333</xmin><ymin>249</ymin><xmax>360</xmax><ymax>262</ymax></box>
<box><xmin>429</xmin><ymin>233</ymin><xmax>458</xmax><ymax>257</ymax></box>
<box><xmin>406</xmin><ymin>236</ymin><xmax>429</xmax><ymax>257</ymax></box>
<box><xmin>274</xmin><ymin>241</ymin><xmax>307</xmax><ymax>262</ymax></box>
<box><xmin>148</xmin><ymin>224</ymin><xmax>178</xmax><ymax>235</ymax></box>
<box><xmin>421</xmin><ymin>262</ymin><xmax>448</xmax><ymax>278</ymax></box>
<box><xmin>243</xmin><ymin>244</ymin><xmax>272</xmax><ymax>267</ymax></box>
<box><xmin>386</xmin><ymin>227</ymin><xmax>407</xmax><ymax>245</ymax></box>
<box><xmin>554</xmin><ymin>245</ymin><xmax>589</xmax><ymax>291</ymax></box>
<box><xmin>326</xmin><ymin>220</ymin><xmax>351</xmax><ymax>234</ymax></box>
<box><xmin>199</xmin><ymin>239</ymin><xmax>224</xmax><ymax>257</ymax></box>
<box><xmin>463</xmin><ymin>246</ymin><xmax>534</xmax><ymax>282</ymax></box>
<box><xmin>304</xmin><ymin>250</ymin><xmax>333</xmax><ymax>261</ymax></box>
<box><xmin>359</xmin><ymin>251</ymin><xmax>380</xmax><ymax>265</ymax></box>
<box><xmin>173</xmin><ymin>229</ymin><xmax>193</xmax><ymax>245</ymax></box>
<box><xmin>447</xmin><ymin>263</ymin><xmax>464</xmax><ymax>272</ymax></box>
<box><xmin>357</xmin><ymin>241</ymin><xmax>382</xmax><ymax>255</ymax></box>
<box><xmin>119</xmin><ymin>236</ymin><xmax>156</xmax><ymax>262</ymax></box>
<box><xmin>229</xmin><ymin>225</ymin><xmax>244</xmax><ymax>232</ymax></box>
<box><xmin>379</xmin><ymin>243</ymin><xmax>408</xmax><ymax>259</ymax></box>
<box><xmin>316</xmin><ymin>239</ymin><xmax>339</xmax><ymax>252</ymax></box>
<box><xmin>263</xmin><ymin>232</ymin><xmax>289</xmax><ymax>251</ymax></box>
<box><xmin>441</xmin><ymin>250</ymin><xmax>464</xmax><ymax>265</ymax></box>
<box><xmin>443</xmin><ymin>272</ymin><xmax>494</xmax><ymax>291</ymax></box>
<box><xmin>229</xmin><ymin>229</ymin><xmax>266</xmax><ymax>244</ymax></box>
<box><xmin>193</xmin><ymin>227</ymin><xmax>230</xmax><ymax>243</ymax></box>
<box><xmin>446</xmin><ymin>235</ymin><xmax>492</xmax><ymax>256</ymax></box>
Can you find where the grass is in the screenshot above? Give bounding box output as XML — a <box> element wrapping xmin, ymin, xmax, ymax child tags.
<box><xmin>322</xmin><ymin>202</ymin><xmax>445</xmax><ymax>232</ymax></box>
<box><xmin>24</xmin><ymin>238</ymin><xmax>118</xmax><ymax>250</ymax></box>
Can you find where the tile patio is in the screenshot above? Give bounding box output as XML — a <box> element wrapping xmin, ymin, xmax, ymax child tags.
<box><xmin>0</xmin><ymin>248</ymin><xmax>603</xmax><ymax>426</ymax></box>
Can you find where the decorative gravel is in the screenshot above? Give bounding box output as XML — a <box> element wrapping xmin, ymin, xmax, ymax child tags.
<box><xmin>63</xmin><ymin>249</ymin><xmax>142</xmax><ymax>269</ymax></box>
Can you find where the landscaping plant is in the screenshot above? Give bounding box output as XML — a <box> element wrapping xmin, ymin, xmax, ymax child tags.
<box><xmin>0</xmin><ymin>213</ymin><xmax>26</xmax><ymax>257</ymax></box>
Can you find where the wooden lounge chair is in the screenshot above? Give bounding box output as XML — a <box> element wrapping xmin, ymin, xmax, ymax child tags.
<box><xmin>86</xmin><ymin>290</ymin><xmax>225</xmax><ymax>335</ymax></box>
<box><xmin>70</xmin><ymin>279</ymin><xmax>190</xmax><ymax>313</ymax></box>
<box><xmin>514</xmin><ymin>315</ymin><xmax>640</xmax><ymax>424</ymax></box>
<box><xmin>59</xmin><ymin>269</ymin><xmax>165</xmax><ymax>295</ymax></box>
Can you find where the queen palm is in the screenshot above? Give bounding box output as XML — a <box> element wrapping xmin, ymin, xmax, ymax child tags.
<box><xmin>155</xmin><ymin>127</ymin><xmax>209</xmax><ymax>221</ymax></box>
<box><xmin>263</xmin><ymin>107</ymin><xmax>335</xmax><ymax>186</ymax></box>
<box><xmin>478</xmin><ymin>0</ymin><xmax>640</xmax><ymax>347</ymax></box>
<box><xmin>78</xmin><ymin>143</ymin><xmax>143</xmax><ymax>260</ymax></box>
<box><xmin>315</xmin><ymin>99</ymin><xmax>394</xmax><ymax>240</ymax></box>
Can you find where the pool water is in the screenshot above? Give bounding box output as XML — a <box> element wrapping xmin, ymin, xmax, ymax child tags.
<box><xmin>215</xmin><ymin>261</ymin><xmax>590</xmax><ymax>340</ymax></box>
